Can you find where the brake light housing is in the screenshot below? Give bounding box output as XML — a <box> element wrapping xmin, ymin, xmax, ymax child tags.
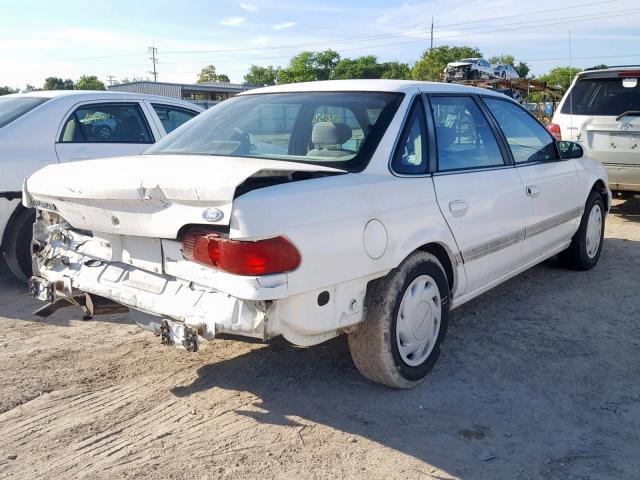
<box><xmin>547</xmin><ymin>122</ymin><xmax>562</xmax><ymax>141</ymax></box>
<box><xmin>182</xmin><ymin>229</ymin><xmax>301</xmax><ymax>276</ymax></box>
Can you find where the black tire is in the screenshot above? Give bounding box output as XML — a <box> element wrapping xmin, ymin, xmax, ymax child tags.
<box><xmin>470</xmin><ymin>70</ymin><xmax>479</xmax><ymax>80</ymax></box>
<box><xmin>348</xmin><ymin>252</ymin><xmax>450</xmax><ymax>389</ymax></box>
<box><xmin>3</xmin><ymin>208</ymin><xmax>35</xmax><ymax>283</ymax></box>
<box><xmin>559</xmin><ymin>190</ymin><xmax>605</xmax><ymax>270</ymax></box>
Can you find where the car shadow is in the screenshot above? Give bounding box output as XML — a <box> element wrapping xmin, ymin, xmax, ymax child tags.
<box><xmin>610</xmin><ymin>197</ymin><xmax>640</xmax><ymax>222</ymax></box>
<box><xmin>169</xmin><ymin>237</ymin><xmax>640</xmax><ymax>478</ymax></box>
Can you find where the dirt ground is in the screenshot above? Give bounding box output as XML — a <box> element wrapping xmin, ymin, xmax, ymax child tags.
<box><xmin>0</xmin><ymin>199</ymin><xmax>638</xmax><ymax>480</ymax></box>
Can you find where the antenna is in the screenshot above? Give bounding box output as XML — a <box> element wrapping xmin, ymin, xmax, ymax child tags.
<box><xmin>569</xmin><ymin>28</ymin><xmax>573</xmax><ymax>139</ymax></box>
<box><xmin>148</xmin><ymin>44</ymin><xmax>158</xmax><ymax>82</ymax></box>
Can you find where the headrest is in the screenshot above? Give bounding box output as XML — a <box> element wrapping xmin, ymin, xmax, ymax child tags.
<box><xmin>311</xmin><ymin>122</ymin><xmax>352</xmax><ymax>146</ymax></box>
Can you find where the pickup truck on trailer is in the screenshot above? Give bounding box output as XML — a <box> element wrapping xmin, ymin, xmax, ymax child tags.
<box><xmin>24</xmin><ymin>80</ymin><xmax>610</xmax><ymax>388</ymax></box>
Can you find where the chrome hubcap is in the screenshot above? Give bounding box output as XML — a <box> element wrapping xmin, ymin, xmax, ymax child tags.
<box><xmin>585</xmin><ymin>204</ymin><xmax>602</xmax><ymax>259</ymax></box>
<box><xmin>396</xmin><ymin>275</ymin><xmax>441</xmax><ymax>367</ymax></box>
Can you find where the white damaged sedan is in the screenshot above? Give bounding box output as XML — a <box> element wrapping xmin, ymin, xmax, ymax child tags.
<box><xmin>24</xmin><ymin>80</ymin><xmax>611</xmax><ymax>388</ymax></box>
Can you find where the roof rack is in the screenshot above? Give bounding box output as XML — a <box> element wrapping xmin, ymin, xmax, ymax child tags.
<box><xmin>583</xmin><ymin>65</ymin><xmax>640</xmax><ymax>71</ymax></box>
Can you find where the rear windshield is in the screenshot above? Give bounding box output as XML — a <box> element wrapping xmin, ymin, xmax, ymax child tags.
<box><xmin>561</xmin><ymin>77</ymin><xmax>640</xmax><ymax>115</ymax></box>
<box><xmin>145</xmin><ymin>91</ymin><xmax>403</xmax><ymax>172</ymax></box>
<box><xmin>0</xmin><ymin>97</ymin><xmax>48</xmax><ymax>129</ymax></box>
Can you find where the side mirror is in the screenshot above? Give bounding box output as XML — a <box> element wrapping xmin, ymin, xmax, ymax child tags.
<box><xmin>557</xmin><ymin>141</ymin><xmax>584</xmax><ymax>159</ymax></box>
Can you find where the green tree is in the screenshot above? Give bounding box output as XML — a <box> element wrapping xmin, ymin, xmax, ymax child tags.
<box><xmin>589</xmin><ymin>64</ymin><xmax>608</xmax><ymax>70</ymax></box>
<box><xmin>514</xmin><ymin>61</ymin><xmax>531</xmax><ymax>78</ymax></box>
<box><xmin>75</xmin><ymin>75</ymin><xmax>106</xmax><ymax>90</ymax></box>
<box><xmin>0</xmin><ymin>86</ymin><xmax>18</xmax><ymax>96</ymax></box>
<box><xmin>381</xmin><ymin>61</ymin><xmax>411</xmax><ymax>80</ymax></box>
<box><xmin>43</xmin><ymin>77</ymin><xmax>74</xmax><ymax>90</ymax></box>
<box><xmin>244</xmin><ymin>65</ymin><xmax>280</xmax><ymax>85</ymax></box>
<box><xmin>488</xmin><ymin>54</ymin><xmax>515</xmax><ymax>66</ymax></box>
<box><xmin>537</xmin><ymin>66</ymin><xmax>582</xmax><ymax>90</ymax></box>
<box><xmin>411</xmin><ymin>45</ymin><xmax>482</xmax><ymax>81</ymax></box>
<box><xmin>279</xmin><ymin>50</ymin><xmax>341</xmax><ymax>84</ymax></box>
<box><xmin>24</xmin><ymin>84</ymin><xmax>39</xmax><ymax>92</ymax></box>
<box><xmin>197</xmin><ymin>65</ymin><xmax>230</xmax><ymax>83</ymax></box>
<box><xmin>332</xmin><ymin>55</ymin><xmax>383</xmax><ymax>80</ymax></box>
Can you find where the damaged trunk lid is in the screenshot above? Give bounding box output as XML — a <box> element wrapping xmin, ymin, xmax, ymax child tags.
<box><xmin>25</xmin><ymin>154</ymin><xmax>344</xmax><ymax>238</ymax></box>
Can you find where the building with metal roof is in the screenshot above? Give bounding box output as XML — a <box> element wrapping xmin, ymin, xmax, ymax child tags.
<box><xmin>108</xmin><ymin>81</ymin><xmax>258</xmax><ymax>108</ymax></box>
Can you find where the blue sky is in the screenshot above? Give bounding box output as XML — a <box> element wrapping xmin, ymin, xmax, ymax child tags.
<box><xmin>1</xmin><ymin>0</ymin><xmax>639</xmax><ymax>88</ymax></box>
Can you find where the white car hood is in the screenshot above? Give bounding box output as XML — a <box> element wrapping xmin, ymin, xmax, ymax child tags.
<box><xmin>25</xmin><ymin>154</ymin><xmax>344</xmax><ymax>237</ymax></box>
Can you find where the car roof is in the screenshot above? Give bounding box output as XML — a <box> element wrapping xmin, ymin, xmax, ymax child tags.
<box><xmin>3</xmin><ymin>90</ymin><xmax>203</xmax><ymax>107</ymax></box>
<box><xmin>240</xmin><ymin>79</ymin><xmax>508</xmax><ymax>98</ymax></box>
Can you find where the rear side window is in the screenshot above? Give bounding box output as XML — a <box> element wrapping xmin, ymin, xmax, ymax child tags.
<box><xmin>484</xmin><ymin>98</ymin><xmax>558</xmax><ymax>163</ymax></box>
<box><xmin>392</xmin><ymin>98</ymin><xmax>428</xmax><ymax>174</ymax></box>
<box><xmin>0</xmin><ymin>97</ymin><xmax>48</xmax><ymax>129</ymax></box>
<box><xmin>561</xmin><ymin>77</ymin><xmax>640</xmax><ymax>115</ymax></box>
<box><xmin>59</xmin><ymin>103</ymin><xmax>153</xmax><ymax>143</ymax></box>
<box><xmin>152</xmin><ymin>104</ymin><xmax>198</xmax><ymax>134</ymax></box>
<box><xmin>430</xmin><ymin>96</ymin><xmax>504</xmax><ymax>171</ymax></box>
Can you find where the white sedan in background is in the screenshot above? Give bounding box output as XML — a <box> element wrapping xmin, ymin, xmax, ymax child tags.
<box><xmin>25</xmin><ymin>80</ymin><xmax>610</xmax><ymax>388</ymax></box>
<box><xmin>0</xmin><ymin>91</ymin><xmax>203</xmax><ymax>281</ymax></box>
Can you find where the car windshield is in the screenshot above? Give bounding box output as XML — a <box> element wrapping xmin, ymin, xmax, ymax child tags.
<box><xmin>460</xmin><ymin>59</ymin><xmax>478</xmax><ymax>64</ymax></box>
<box><xmin>561</xmin><ymin>76</ymin><xmax>640</xmax><ymax>115</ymax></box>
<box><xmin>0</xmin><ymin>96</ymin><xmax>48</xmax><ymax>129</ymax></box>
<box><xmin>145</xmin><ymin>91</ymin><xmax>403</xmax><ymax>172</ymax></box>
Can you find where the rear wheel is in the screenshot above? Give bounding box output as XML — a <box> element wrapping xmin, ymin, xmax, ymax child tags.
<box><xmin>3</xmin><ymin>208</ymin><xmax>35</xmax><ymax>283</ymax></box>
<box><xmin>559</xmin><ymin>190</ymin><xmax>605</xmax><ymax>270</ymax></box>
<box><xmin>348</xmin><ymin>252</ymin><xmax>450</xmax><ymax>388</ymax></box>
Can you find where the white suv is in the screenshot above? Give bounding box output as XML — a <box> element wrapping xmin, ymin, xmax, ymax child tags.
<box><xmin>0</xmin><ymin>91</ymin><xmax>202</xmax><ymax>281</ymax></box>
<box><xmin>549</xmin><ymin>66</ymin><xmax>640</xmax><ymax>193</ymax></box>
<box><xmin>25</xmin><ymin>80</ymin><xmax>610</xmax><ymax>388</ymax></box>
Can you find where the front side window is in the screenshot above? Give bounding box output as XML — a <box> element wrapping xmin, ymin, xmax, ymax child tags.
<box><xmin>145</xmin><ymin>92</ymin><xmax>403</xmax><ymax>172</ymax></box>
<box><xmin>430</xmin><ymin>96</ymin><xmax>504</xmax><ymax>171</ymax></box>
<box><xmin>484</xmin><ymin>97</ymin><xmax>558</xmax><ymax>163</ymax></box>
<box><xmin>391</xmin><ymin>98</ymin><xmax>427</xmax><ymax>174</ymax></box>
<box><xmin>152</xmin><ymin>104</ymin><xmax>199</xmax><ymax>134</ymax></box>
<box><xmin>0</xmin><ymin>97</ymin><xmax>48</xmax><ymax>129</ymax></box>
<box><xmin>59</xmin><ymin>103</ymin><xmax>152</xmax><ymax>143</ymax></box>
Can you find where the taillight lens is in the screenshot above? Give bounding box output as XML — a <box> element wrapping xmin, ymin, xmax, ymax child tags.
<box><xmin>547</xmin><ymin>123</ymin><xmax>562</xmax><ymax>141</ymax></box>
<box><xmin>182</xmin><ymin>229</ymin><xmax>301</xmax><ymax>276</ymax></box>
<box><xmin>618</xmin><ymin>71</ymin><xmax>640</xmax><ymax>78</ymax></box>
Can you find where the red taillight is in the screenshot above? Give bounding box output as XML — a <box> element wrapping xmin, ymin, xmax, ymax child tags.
<box><xmin>182</xmin><ymin>229</ymin><xmax>301</xmax><ymax>276</ymax></box>
<box><xmin>547</xmin><ymin>123</ymin><xmax>562</xmax><ymax>141</ymax></box>
<box><xmin>618</xmin><ymin>71</ymin><xmax>640</xmax><ymax>78</ymax></box>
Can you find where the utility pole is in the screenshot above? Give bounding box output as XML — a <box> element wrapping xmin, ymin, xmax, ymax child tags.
<box><xmin>106</xmin><ymin>75</ymin><xmax>116</xmax><ymax>86</ymax></box>
<box><xmin>148</xmin><ymin>44</ymin><xmax>158</xmax><ymax>82</ymax></box>
<box><xmin>430</xmin><ymin>16</ymin><xmax>434</xmax><ymax>50</ymax></box>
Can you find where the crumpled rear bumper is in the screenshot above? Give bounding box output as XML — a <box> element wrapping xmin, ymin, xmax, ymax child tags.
<box><xmin>30</xmin><ymin>210</ymin><xmax>369</xmax><ymax>348</ymax></box>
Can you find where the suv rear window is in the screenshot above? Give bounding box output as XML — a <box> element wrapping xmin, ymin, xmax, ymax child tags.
<box><xmin>561</xmin><ymin>77</ymin><xmax>640</xmax><ymax>115</ymax></box>
<box><xmin>0</xmin><ymin>97</ymin><xmax>48</xmax><ymax>129</ymax></box>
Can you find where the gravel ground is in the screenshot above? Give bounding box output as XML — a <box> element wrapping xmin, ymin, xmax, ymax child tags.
<box><xmin>0</xmin><ymin>199</ymin><xmax>638</xmax><ymax>480</ymax></box>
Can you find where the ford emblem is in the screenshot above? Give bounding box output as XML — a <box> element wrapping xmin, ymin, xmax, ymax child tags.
<box><xmin>202</xmin><ymin>208</ymin><xmax>224</xmax><ymax>222</ymax></box>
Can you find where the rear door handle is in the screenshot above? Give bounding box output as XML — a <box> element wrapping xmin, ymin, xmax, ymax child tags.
<box><xmin>526</xmin><ymin>185</ymin><xmax>541</xmax><ymax>197</ymax></box>
<box><xmin>449</xmin><ymin>200</ymin><xmax>469</xmax><ymax>217</ymax></box>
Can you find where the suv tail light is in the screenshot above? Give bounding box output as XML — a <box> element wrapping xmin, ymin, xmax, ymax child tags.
<box><xmin>182</xmin><ymin>229</ymin><xmax>301</xmax><ymax>276</ymax></box>
<box><xmin>547</xmin><ymin>123</ymin><xmax>562</xmax><ymax>141</ymax></box>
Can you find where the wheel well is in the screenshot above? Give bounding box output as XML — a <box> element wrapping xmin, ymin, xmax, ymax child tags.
<box><xmin>417</xmin><ymin>242</ymin><xmax>455</xmax><ymax>292</ymax></box>
<box><xmin>592</xmin><ymin>180</ymin><xmax>609</xmax><ymax>211</ymax></box>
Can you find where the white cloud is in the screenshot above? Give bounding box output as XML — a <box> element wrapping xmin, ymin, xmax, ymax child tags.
<box><xmin>220</xmin><ymin>16</ymin><xmax>246</xmax><ymax>27</ymax></box>
<box><xmin>240</xmin><ymin>3</ymin><xmax>259</xmax><ymax>12</ymax></box>
<box><xmin>272</xmin><ymin>21</ymin><xmax>296</xmax><ymax>30</ymax></box>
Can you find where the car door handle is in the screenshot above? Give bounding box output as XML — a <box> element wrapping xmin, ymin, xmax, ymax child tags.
<box><xmin>526</xmin><ymin>185</ymin><xmax>541</xmax><ymax>197</ymax></box>
<box><xmin>449</xmin><ymin>200</ymin><xmax>469</xmax><ymax>217</ymax></box>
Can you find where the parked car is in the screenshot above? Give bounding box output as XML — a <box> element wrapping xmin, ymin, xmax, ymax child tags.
<box><xmin>494</xmin><ymin>63</ymin><xmax>520</xmax><ymax>80</ymax></box>
<box><xmin>444</xmin><ymin>58</ymin><xmax>494</xmax><ymax>82</ymax></box>
<box><xmin>548</xmin><ymin>66</ymin><xmax>640</xmax><ymax>193</ymax></box>
<box><xmin>0</xmin><ymin>90</ymin><xmax>203</xmax><ymax>281</ymax></box>
<box><xmin>25</xmin><ymin>80</ymin><xmax>610</xmax><ymax>388</ymax></box>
